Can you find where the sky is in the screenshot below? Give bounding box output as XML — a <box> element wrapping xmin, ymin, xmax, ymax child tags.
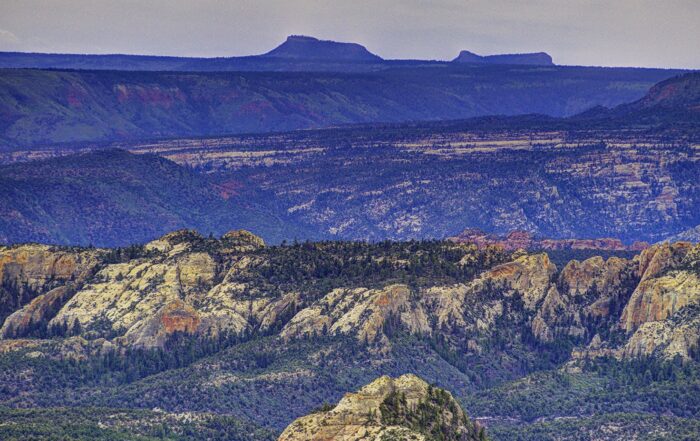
<box><xmin>1</xmin><ymin>0</ymin><xmax>699</xmax><ymax>69</ymax></box>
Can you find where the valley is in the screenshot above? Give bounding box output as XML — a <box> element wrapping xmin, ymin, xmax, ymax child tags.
<box><xmin>1</xmin><ymin>72</ymin><xmax>696</xmax><ymax>249</ymax></box>
<box><xmin>0</xmin><ymin>64</ymin><xmax>683</xmax><ymax>148</ymax></box>
<box><xmin>2</xmin><ymin>116</ymin><xmax>699</xmax><ymax>247</ymax></box>
<box><xmin>0</xmin><ymin>20</ymin><xmax>698</xmax><ymax>440</ymax></box>
<box><xmin>0</xmin><ymin>230</ymin><xmax>698</xmax><ymax>439</ymax></box>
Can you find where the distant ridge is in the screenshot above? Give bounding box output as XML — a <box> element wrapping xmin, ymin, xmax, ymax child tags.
<box><xmin>574</xmin><ymin>72</ymin><xmax>700</xmax><ymax>125</ymax></box>
<box><xmin>0</xmin><ymin>65</ymin><xmax>682</xmax><ymax>149</ymax></box>
<box><xmin>261</xmin><ymin>35</ymin><xmax>382</xmax><ymax>61</ymax></box>
<box><xmin>453</xmin><ymin>49</ymin><xmax>554</xmax><ymax>66</ymax></box>
<box><xmin>626</xmin><ymin>71</ymin><xmax>700</xmax><ymax>112</ymax></box>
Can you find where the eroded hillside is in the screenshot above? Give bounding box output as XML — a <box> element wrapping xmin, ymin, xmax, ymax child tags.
<box><xmin>1</xmin><ymin>73</ymin><xmax>698</xmax><ymax>247</ymax></box>
<box><xmin>0</xmin><ymin>231</ymin><xmax>698</xmax><ymax>439</ymax></box>
<box><xmin>279</xmin><ymin>374</ymin><xmax>485</xmax><ymax>441</ymax></box>
<box><xmin>1</xmin><ymin>230</ymin><xmax>698</xmax><ymax>359</ymax></box>
<box><xmin>0</xmin><ymin>65</ymin><xmax>680</xmax><ymax>148</ymax></box>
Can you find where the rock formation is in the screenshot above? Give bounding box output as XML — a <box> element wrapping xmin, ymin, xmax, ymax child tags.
<box><xmin>281</xmin><ymin>284</ymin><xmax>430</xmax><ymax>345</ymax></box>
<box><xmin>45</xmin><ymin>229</ymin><xmax>295</xmax><ymax>348</ymax></box>
<box><xmin>0</xmin><ymin>231</ymin><xmax>697</xmax><ymax>363</ymax></box>
<box><xmin>0</xmin><ymin>244</ymin><xmax>104</xmax><ymax>324</ymax></box>
<box><xmin>278</xmin><ymin>374</ymin><xmax>484</xmax><ymax>441</ymax></box>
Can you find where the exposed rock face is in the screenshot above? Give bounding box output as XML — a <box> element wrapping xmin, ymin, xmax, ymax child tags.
<box><xmin>570</xmin><ymin>242</ymin><xmax>700</xmax><ymax>361</ymax></box>
<box><xmin>532</xmin><ymin>256</ymin><xmax>637</xmax><ymax>342</ymax></box>
<box><xmin>0</xmin><ymin>244</ymin><xmax>104</xmax><ymax>323</ymax></box>
<box><xmin>0</xmin><ymin>245</ymin><xmax>101</xmax><ymax>288</ymax></box>
<box><xmin>38</xmin><ymin>230</ymin><xmax>285</xmax><ymax>348</ymax></box>
<box><xmin>123</xmin><ymin>300</ymin><xmax>201</xmax><ymax>348</ymax></box>
<box><xmin>0</xmin><ymin>286</ymin><xmax>73</xmax><ymax>338</ymax></box>
<box><xmin>281</xmin><ymin>284</ymin><xmax>430</xmax><ymax>345</ymax></box>
<box><xmin>279</xmin><ymin>253</ymin><xmax>554</xmax><ymax>354</ymax></box>
<box><xmin>621</xmin><ymin>242</ymin><xmax>697</xmax><ymax>332</ymax></box>
<box><xmin>481</xmin><ymin>253</ymin><xmax>556</xmax><ymax>309</ymax></box>
<box><xmin>621</xmin><ymin>305</ymin><xmax>700</xmax><ymax>360</ymax></box>
<box><xmin>636</xmin><ymin>242</ymin><xmax>692</xmax><ymax>282</ymax></box>
<box><xmin>449</xmin><ymin>228</ymin><xmax>647</xmax><ymax>252</ymax></box>
<box><xmin>1</xmin><ymin>231</ymin><xmax>697</xmax><ymax>363</ymax></box>
<box><xmin>559</xmin><ymin>256</ymin><xmax>632</xmax><ymax>298</ymax></box>
<box><xmin>220</xmin><ymin>229</ymin><xmax>266</xmax><ymax>251</ymax></box>
<box><xmin>621</xmin><ymin>271</ymin><xmax>700</xmax><ymax>333</ymax></box>
<box><xmin>278</xmin><ymin>374</ymin><xmax>483</xmax><ymax>441</ymax></box>
<box><xmin>274</xmin><ymin>243</ymin><xmax>699</xmax><ymax>361</ymax></box>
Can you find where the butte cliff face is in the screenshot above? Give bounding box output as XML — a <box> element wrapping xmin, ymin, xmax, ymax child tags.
<box><xmin>278</xmin><ymin>374</ymin><xmax>485</xmax><ymax>441</ymax></box>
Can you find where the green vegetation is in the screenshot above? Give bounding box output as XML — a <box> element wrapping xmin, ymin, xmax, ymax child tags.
<box><xmin>380</xmin><ymin>385</ymin><xmax>480</xmax><ymax>440</ymax></box>
<box><xmin>486</xmin><ymin>413</ymin><xmax>700</xmax><ymax>441</ymax></box>
<box><xmin>2</xmin><ymin>324</ymin><xmax>698</xmax><ymax>439</ymax></box>
<box><xmin>461</xmin><ymin>360</ymin><xmax>700</xmax><ymax>424</ymax></box>
<box><xmin>0</xmin><ymin>406</ymin><xmax>275</xmax><ymax>441</ymax></box>
<box><xmin>0</xmin><ymin>149</ymin><xmax>311</xmax><ymax>246</ymax></box>
<box><xmin>0</xmin><ymin>236</ymin><xmax>698</xmax><ymax>439</ymax></box>
<box><xmin>249</xmin><ymin>240</ymin><xmax>510</xmax><ymax>301</ymax></box>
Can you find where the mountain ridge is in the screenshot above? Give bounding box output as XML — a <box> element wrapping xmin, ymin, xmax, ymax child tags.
<box><xmin>2</xmin><ymin>231</ymin><xmax>697</xmax><ymax>362</ymax></box>
<box><xmin>0</xmin><ymin>149</ymin><xmax>311</xmax><ymax>246</ymax></box>
<box><xmin>0</xmin><ymin>65</ymin><xmax>682</xmax><ymax>148</ymax></box>
<box><xmin>1</xmin><ymin>73</ymin><xmax>699</xmax><ymax>247</ymax></box>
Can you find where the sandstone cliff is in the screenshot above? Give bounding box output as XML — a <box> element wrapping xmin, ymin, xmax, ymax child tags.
<box><xmin>0</xmin><ymin>244</ymin><xmax>104</xmax><ymax>325</ymax></box>
<box><xmin>570</xmin><ymin>242</ymin><xmax>700</xmax><ymax>361</ymax></box>
<box><xmin>532</xmin><ymin>255</ymin><xmax>637</xmax><ymax>342</ymax></box>
<box><xmin>280</xmin><ymin>284</ymin><xmax>430</xmax><ymax>346</ymax></box>
<box><xmin>0</xmin><ymin>232</ymin><xmax>697</xmax><ymax>363</ymax></box>
<box><xmin>45</xmin><ymin>229</ymin><xmax>296</xmax><ymax>348</ymax></box>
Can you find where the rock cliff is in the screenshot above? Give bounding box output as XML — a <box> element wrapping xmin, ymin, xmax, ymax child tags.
<box><xmin>0</xmin><ymin>232</ymin><xmax>697</xmax><ymax>363</ymax></box>
<box><xmin>45</xmin><ymin>229</ymin><xmax>295</xmax><ymax>348</ymax></box>
<box><xmin>280</xmin><ymin>284</ymin><xmax>430</xmax><ymax>345</ymax></box>
<box><xmin>0</xmin><ymin>244</ymin><xmax>104</xmax><ymax>324</ymax></box>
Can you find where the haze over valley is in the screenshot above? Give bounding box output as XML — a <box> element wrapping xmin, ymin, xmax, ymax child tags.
<box><xmin>0</xmin><ymin>2</ymin><xmax>699</xmax><ymax>440</ymax></box>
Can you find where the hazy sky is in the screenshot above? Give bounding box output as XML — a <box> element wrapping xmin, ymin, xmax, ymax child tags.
<box><xmin>1</xmin><ymin>0</ymin><xmax>699</xmax><ymax>68</ymax></box>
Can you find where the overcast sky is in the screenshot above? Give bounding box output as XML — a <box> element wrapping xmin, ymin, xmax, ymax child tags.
<box><xmin>1</xmin><ymin>0</ymin><xmax>698</xmax><ymax>68</ymax></box>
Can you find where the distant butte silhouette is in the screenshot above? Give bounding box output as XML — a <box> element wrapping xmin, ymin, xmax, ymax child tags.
<box><xmin>452</xmin><ymin>49</ymin><xmax>554</xmax><ymax>65</ymax></box>
<box><xmin>261</xmin><ymin>35</ymin><xmax>383</xmax><ymax>61</ymax></box>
